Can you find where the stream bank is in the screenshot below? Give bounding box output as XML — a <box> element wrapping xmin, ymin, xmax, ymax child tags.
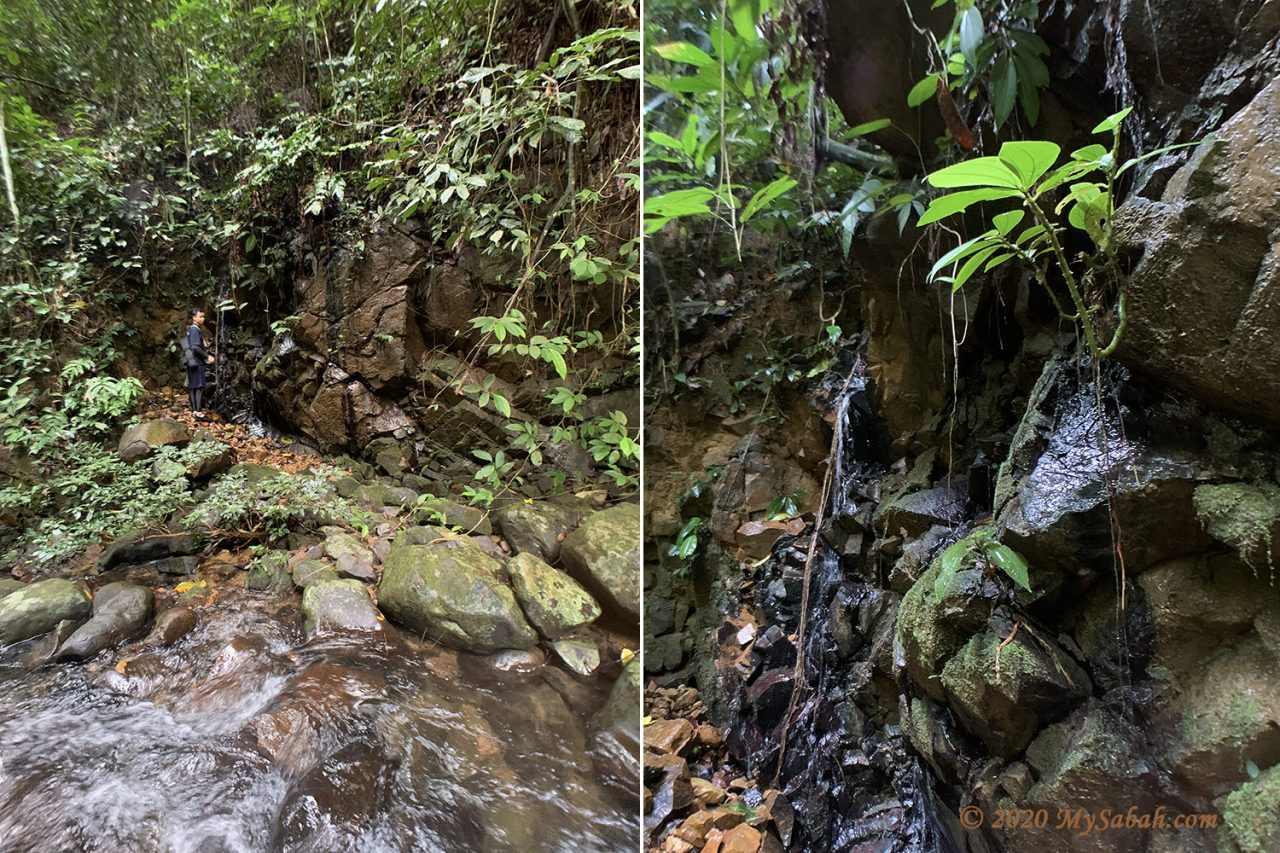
<box><xmin>0</xmin><ymin>397</ymin><xmax>640</xmax><ymax>851</ymax></box>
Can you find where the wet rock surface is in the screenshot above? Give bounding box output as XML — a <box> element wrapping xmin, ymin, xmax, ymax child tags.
<box><xmin>0</xmin><ymin>580</ymin><xmax>92</xmax><ymax>647</ymax></box>
<box><xmin>56</xmin><ymin>582</ymin><xmax>154</xmax><ymax>661</ymax></box>
<box><xmin>561</xmin><ymin>502</ymin><xmax>642</xmax><ymax>620</ymax></box>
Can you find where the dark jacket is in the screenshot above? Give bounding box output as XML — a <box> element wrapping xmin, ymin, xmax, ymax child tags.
<box><xmin>187</xmin><ymin>324</ymin><xmax>208</xmax><ymax>361</ymax></box>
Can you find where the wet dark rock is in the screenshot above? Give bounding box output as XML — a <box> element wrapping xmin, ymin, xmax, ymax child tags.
<box><xmin>495</xmin><ymin>500</ymin><xmax>582</xmax><ymax>563</ymax></box>
<box><xmin>147</xmin><ymin>555</ymin><xmax>199</xmax><ymax>575</ymax></box>
<box><xmin>144</xmin><ymin>606</ymin><xmax>198</xmax><ymax>647</ymax></box>
<box><xmin>591</xmin><ymin>659</ymin><xmax>642</xmax><ymax>784</ymax></box>
<box><xmin>874</xmin><ymin>486</ymin><xmax>966</xmax><ymax>539</ymax></box>
<box><xmin>560</xmin><ymin>503</ymin><xmax>641</xmax><ymax>620</ymax></box>
<box><xmin>993</xmin><ymin>353</ymin><xmax>1219</xmax><ymax>578</ymax></box>
<box><xmin>902</xmin><ymin>697</ymin><xmax>972</xmax><ymax>785</ymax></box>
<box><xmin>301</xmin><ymin>579</ymin><xmax>382</xmax><ymax>638</ymax></box>
<box><xmin>748</xmin><ymin>668</ymin><xmax>795</xmax><ymax>730</ymax></box>
<box><xmin>490</xmin><ymin>646</ymin><xmax>546</xmax><ymax>673</ymax></box>
<box><xmin>1070</xmin><ymin>580</ymin><xmax>1155</xmax><ymax>692</ymax></box>
<box><xmin>247</xmin><ymin>551</ymin><xmax>293</xmax><ymax>592</ymax></box>
<box><xmin>248</xmin><ymin>662</ymin><xmax>386</xmax><ymax>776</ymax></box>
<box><xmin>0</xmin><ymin>579</ymin><xmax>91</xmax><ymax>647</ymax></box>
<box><xmin>20</xmin><ymin>619</ymin><xmax>80</xmax><ymax>668</ymax></box>
<box><xmin>99</xmin><ymin>531</ymin><xmax>199</xmax><ymax>571</ymax></box>
<box><xmin>507</xmin><ymin>552</ymin><xmax>601</xmax><ymax>640</ymax></box>
<box><xmin>276</xmin><ymin>740</ymin><xmax>395</xmax><ymax>848</ymax></box>
<box><xmin>118</xmin><ymin>417</ymin><xmax>189</xmax><ymax>462</ymax></box>
<box><xmin>1114</xmin><ymin>79</ymin><xmax>1280</xmax><ymax>426</ymax></box>
<box><xmin>378</xmin><ymin>532</ymin><xmax>536</xmax><ymax>652</ymax></box>
<box><xmin>57</xmin><ymin>582</ymin><xmax>154</xmax><ymax>661</ymax></box>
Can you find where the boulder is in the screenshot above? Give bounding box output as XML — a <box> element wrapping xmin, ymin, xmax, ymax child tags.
<box><xmin>144</xmin><ymin>606</ymin><xmax>198</xmax><ymax>647</ymax></box>
<box><xmin>994</xmin><ymin>703</ymin><xmax>1166</xmax><ymax>853</ymax></box>
<box><xmin>357</xmin><ymin>483</ymin><xmax>419</xmax><ymax>510</ymax></box>
<box><xmin>1114</xmin><ymin>79</ymin><xmax>1280</xmax><ymax>426</ymax></box>
<box><xmin>560</xmin><ymin>503</ymin><xmax>641</xmax><ymax>620</ymax></box>
<box><xmin>226</xmin><ymin>462</ymin><xmax>286</xmax><ymax>486</ymax></box>
<box><xmin>248</xmin><ymin>551</ymin><xmax>293</xmax><ymax>592</ymax></box>
<box><xmin>322</xmin><ymin>532</ymin><xmax>377</xmax><ymax>581</ymax></box>
<box><xmin>118</xmin><ymin>418</ymin><xmax>189</xmax><ymax>462</ymax></box>
<box><xmin>495</xmin><ymin>500</ymin><xmax>582</xmax><ymax>562</ymax></box>
<box><xmin>415</xmin><ymin>498</ymin><xmax>491</xmax><ymax>535</ymax></box>
<box><xmin>1222</xmin><ymin>765</ymin><xmax>1280</xmax><ymax>853</ymax></box>
<box><xmin>57</xmin><ymin>582</ymin><xmax>154</xmax><ymax>661</ymax></box>
<box><xmin>378</xmin><ymin>534</ymin><xmax>537</xmax><ymax>652</ymax></box>
<box><xmin>302</xmin><ymin>579</ymin><xmax>382</xmax><ymax>638</ymax></box>
<box><xmin>0</xmin><ymin>579</ymin><xmax>91</xmax><ymax>647</ymax></box>
<box><xmin>507</xmin><ymin>552</ymin><xmax>601</xmax><ymax>639</ymax></box>
<box><xmin>99</xmin><ymin>531</ymin><xmax>199</xmax><ymax>570</ymax></box>
<box><xmin>993</xmin><ymin>353</ymin><xmax>1219</xmax><ymax>578</ymax></box>
<box><xmin>292</xmin><ymin>560</ymin><xmax>339</xmax><ymax>588</ymax></box>
<box><xmin>0</xmin><ymin>578</ymin><xmax>26</xmax><ymax>600</ymax></box>
<box><xmin>940</xmin><ymin>629</ymin><xmax>1091</xmax><ymax>757</ymax></box>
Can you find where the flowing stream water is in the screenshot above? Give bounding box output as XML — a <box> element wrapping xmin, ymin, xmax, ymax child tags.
<box><xmin>0</xmin><ymin>580</ymin><xmax>636</xmax><ymax>852</ymax></box>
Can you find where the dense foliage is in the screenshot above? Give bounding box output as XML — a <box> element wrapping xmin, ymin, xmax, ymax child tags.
<box><xmin>1</xmin><ymin>0</ymin><xmax>639</xmax><ymax>566</ymax></box>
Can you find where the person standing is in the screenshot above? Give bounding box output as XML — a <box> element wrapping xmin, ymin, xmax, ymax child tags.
<box><xmin>186</xmin><ymin>309</ymin><xmax>215</xmax><ymax>414</ymax></box>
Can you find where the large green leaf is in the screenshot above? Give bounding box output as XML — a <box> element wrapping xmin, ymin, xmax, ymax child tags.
<box><xmin>644</xmin><ymin>188</ymin><xmax>716</xmax><ymax>225</ymax></box>
<box><xmin>990</xmin><ymin>54</ymin><xmax>1017</xmax><ymax>128</ymax></box>
<box><xmin>653</xmin><ymin>42</ymin><xmax>715</xmax><ymax>67</ymax></box>
<box><xmin>959</xmin><ymin>6</ymin><xmax>984</xmax><ymax>67</ymax></box>
<box><xmin>741</xmin><ymin>175</ymin><xmax>797</xmax><ymax>222</ymax></box>
<box><xmin>927</xmin><ymin>157</ymin><xmax>1022</xmax><ymax>189</ymax></box>
<box><xmin>907</xmin><ymin>75</ymin><xmax>940</xmax><ymax>108</ymax></box>
<box><xmin>917</xmin><ymin>187</ymin><xmax>1020</xmax><ymax>226</ymax></box>
<box><xmin>944</xmin><ymin>244</ymin><xmax>1001</xmax><ymax>291</ymax></box>
<box><xmin>986</xmin><ymin>542</ymin><xmax>1032</xmax><ymax>591</ymax></box>
<box><xmin>998</xmin><ymin>141</ymin><xmax>1060</xmax><ymax>188</ymax></box>
<box><xmin>933</xmin><ymin>539</ymin><xmax>973</xmax><ymax>599</ymax></box>
<box><xmin>929</xmin><ymin>232</ymin><xmax>998</xmax><ymax>282</ymax></box>
<box><xmin>992</xmin><ymin>209</ymin><xmax>1024</xmax><ymax>235</ymax></box>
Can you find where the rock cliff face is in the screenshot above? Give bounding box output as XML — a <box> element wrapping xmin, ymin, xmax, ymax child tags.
<box><xmin>645</xmin><ymin>3</ymin><xmax>1280</xmax><ymax>851</ymax></box>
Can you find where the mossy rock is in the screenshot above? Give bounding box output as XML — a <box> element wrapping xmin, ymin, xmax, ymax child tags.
<box><xmin>507</xmin><ymin>552</ymin><xmax>600</xmax><ymax>640</ymax></box>
<box><xmin>1193</xmin><ymin>481</ymin><xmax>1280</xmax><ymax>576</ymax></box>
<box><xmin>292</xmin><ymin>559</ymin><xmax>338</xmax><ymax>588</ymax></box>
<box><xmin>302</xmin><ymin>579</ymin><xmax>381</xmax><ymax>638</ymax></box>
<box><xmin>415</xmin><ymin>498</ymin><xmax>490</xmax><ymax>535</ymax></box>
<box><xmin>494</xmin><ymin>500</ymin><xmax>582</xmax><ymax>563</ymax></box>
<box><xmin>378</xmin><ymin>535</ymin><xmax>536</xmax><ymax>652</ymax></box>
<box><xmin>247</xmin><ymin>551</ymin><xmax>292</xmax><ymax>593</ymax></box>
<box><xmin>940</xmin><ymin>630</ymin><xmax>1090</xmax><ymax>758</ymax></box>
<box><xmin>0</xmin><ymin>579</ymin><xmax>91</xmax><ymax>646</ymax></box>
<box><xmin>227</xmin><ymin>462</ymin><xmax>286</xmax><ymax>487</ymax></box>
<box><xmin>0</xmin><ymin>579</ymin><xmax>27</xmax><ymax>600</ymax></box>
<box><xmin>357</xmin><ymin>483</ymin><xmax>419</xmax><ymax>510</ymax></box>
<box><xmin>1222</xmin><ymin>765</ymin><xmax>1280</xmax><ymax>853</ymax></box>
<box><xmin>118</xmin><ymin>418</ymin><xmax>189</xmax><ymax>462</ymax></box>
<box><xmin>894</xmin><ymin>558</ymin><xmax>997</xmax><ymax>702</ymax></box>
<box><xmin>559</xmin><ymin>503</ymin><xmax>640</xmax><ymax>620</ymax></box>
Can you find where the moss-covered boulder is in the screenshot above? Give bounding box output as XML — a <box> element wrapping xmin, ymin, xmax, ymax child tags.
<box><xmin>0</xmin><ymin>579</ymin><xmax>91</xmax><ymax>646</ymax></box>
<box><xmin>940</xmin><ymin>630</ymin><xmax>1091</xmax><ymax>758</ymax></box>
<box><xmin>495</xmin><ymin>500</ymin><xmax>582</xmax><ymax>562</ymax></box>
<box><xmin>507</xmin><ymin>552</ymin><xmax>600</xmax><ymax>640</ymax></box>
<box><xmin>226</xmin><ymin>462</ymin><xmax>286</xmax><ymax>486</ymax></box>
<box><xmin>1222</xmin><ymin>765</ymin><xmax>1280</xmax><ymax>853</ymax></box>
<box><xmin>322</xmin><ymin>532</ymin><xmax>377</xmax><ymax>581</ymax></box>
<box><xmin>378</xmin><ymin>534</ymin><xmax>536</xmax><ymax>652</ymax></box>
<box><xmin>1154</xmin><ymin>634</ymin><xmax>1280</xmax><ymax>795</ymax></box>
<box><xmin>357</xmin><ymin>482</ymin><xmax>419</xmax><ymax>510</ymax></box>
<box><xmin>894</xmin><ymin>559</ymin><xmax>998</xmax><ymax>702</ymax></box>
<box><xmin>118</xmin><ymin>418</ymin><xmax>189</xmax><ymax>462</ymax></box>
<box><xmin>0</xmin><ymin>578</ymin><xmax>27</xmax><ymax>600</ymax></box>
<box><xmin>559</xmin><ymin>503</ymin><xmax>640</xmax><ymax>620</ymax></box>
<box><xmin>415</xmin><ymin>498</ymin><xmax>491</xmax><ymax>535</ymax></box>
<box><xmin>247</xmin><ymin>551</ymin><xmax>293</xmax><ymax>592</ymax></box>
<box><xmin>302</xmin><ymin>579</ymin><xmax>382</xmax><ymax>638</ymax></box>
<box><xmin>292</xmin><ymin>559</ymin><xmax>339</xmax><ymax>588</ymax></box>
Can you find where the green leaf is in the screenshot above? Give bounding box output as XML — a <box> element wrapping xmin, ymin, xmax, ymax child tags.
<box><xmin>730</xmin><ymin>0</ymin><xmax>760</xmax><ymax>40</ymax></box>
<box><xmin>990</xmin><ymin>54</ymin><xmax>1017</xmax><ymax>127</ymax></box>
<box><xmin>992</xmin><ymin>210</ymin><xmax>1024</xmax><ymax>235</ymax></box>
<box><xmin>493</xmin><ymin>394</ymin><xmax>511</xmax><ymax>418</ymax></box>
<box><xmin>959</xmin><ymin>6</ymin><xmax>985</xmax><ymax>67</ymax></box>
<box><xmin>998</xmin><ymin>140</ymin><xmax>1061</xmax><ymax>188</ymax></box>
<box><xmin>917</xmin><ymin>187</ymin><xmax>1020</xmax><ymax>226</ymax></box>
<box><xmin>986</xmin><ymin>542</ymin><xmax>1032</xmax><ymax>591</ymax></box>
<box><xmin>645</xmin><ymin>188</ymin><xmax>716</xmax><ymax>219</ymax></box>
<box><xmin>933</xmin><ymin>539</ymin><xmax>972</xmax><ymax>599</ymax></box>
<box><xmin>1092</xmin><ymin>107</ymin><xmax>1133</xmax><ymax>134</ymax></box>
<box><xmin>848</xmin><ymin>118</ymin><xmax>892</xmax><ymax>136</ymax></box>
<box><xmin>945</xmin><ymin>244</ymin><xmax>1000</xmax><ymax>291</ymax></box>
<box><xmin>907</xmin><ymin>75</ymin><xmax>940</xmax><ymax>108</ymax></box>
<box><xmin>646</xmin><ymin>131</ymin><xmax>686</xmax><ymax>153</ymax></box>
<box><xmin>546</xmin><ymin>349</ymin><xmax>567</xmax><ymax>379</ymax></box>
<box><xmin>1117</xmin><ymin>138</ymin><xmax>1211</xmax><ymax>175</ymax></box>
<box><xmin>928</xmin><ymin>232</ymin><xmax>997</xmax><ymax>282</ymax></box>
<box><xmin>741</xmin><ymin>176</ymin><xmax>797</xmax><ymax>222</ymax></box>
<box><xmin>653</xmin><ymin>42</ymin><xmax>715</xmax><ymax>67</ymax></box>
<box><xmin>927</xmin><ymin>157</ymin><xmax>1022</xmax><ymax>189</ymax></box>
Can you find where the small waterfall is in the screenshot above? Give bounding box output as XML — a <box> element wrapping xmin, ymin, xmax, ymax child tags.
<box><xmin>717</xmin><ymin>355</ymin><xmax>959</xmax><ymax>852</ymax></box>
